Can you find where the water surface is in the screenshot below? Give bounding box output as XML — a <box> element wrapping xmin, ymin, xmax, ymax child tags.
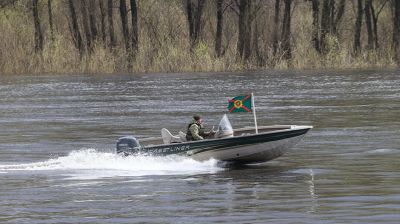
<box><xmin>0</xmin><ymin>70</ymin><xmax>399</xmax><ymax>223</ymax></box>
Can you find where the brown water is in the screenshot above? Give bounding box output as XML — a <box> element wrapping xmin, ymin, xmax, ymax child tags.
<box><xmin>0</xmin><ymin>70</ymin><xmax>399</xmax><ymax>223</ymax></box>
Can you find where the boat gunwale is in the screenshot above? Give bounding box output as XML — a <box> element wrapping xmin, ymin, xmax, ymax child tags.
<box><xmin>140</xmin><ymin>125</ymin><xmax>313</xmax><ymax>149</ymax></box>
<box><xmin>138</xmin><ymin>125</ymin><xmax>304</xmax><ymax>143</ymax></box>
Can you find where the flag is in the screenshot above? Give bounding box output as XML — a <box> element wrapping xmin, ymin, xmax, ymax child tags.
<box><xmin>228</xmin><ymin>95</ymin><xmax>252</xmax><ymax>113</ymax></box>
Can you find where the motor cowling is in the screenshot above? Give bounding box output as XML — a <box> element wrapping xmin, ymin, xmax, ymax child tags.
<box><xmin>116</xmin><ymin>136</ymin><xmax>141</xmax><ymax>155</ymax></box>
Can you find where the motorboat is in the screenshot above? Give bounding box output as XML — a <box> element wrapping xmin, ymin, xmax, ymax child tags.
<box><xmin>116</xmin><ymin>115</ymin><xmax>312</xmax><ymax>164</ymax></box>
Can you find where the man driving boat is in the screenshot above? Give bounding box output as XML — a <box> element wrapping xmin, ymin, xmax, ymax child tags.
<box><xmin>186</xmin><ymin>115</ymin><xmax>215</xmax><ymax>141</ymax></box>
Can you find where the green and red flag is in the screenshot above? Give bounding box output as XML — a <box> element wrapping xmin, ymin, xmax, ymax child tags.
<box><xmin>228</xmin><ymin>95</ymin><xmax>252</xmax><ymax>113</ymax></box>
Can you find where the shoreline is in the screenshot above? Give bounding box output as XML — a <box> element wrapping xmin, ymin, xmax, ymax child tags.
<box><xmin>1</xmin><ymin>66</ymin><xmax>398</xmax><ymax>76</ymax></box>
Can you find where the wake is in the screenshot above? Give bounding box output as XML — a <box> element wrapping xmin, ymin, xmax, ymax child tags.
<box><xmin>0</xmin><ymin>149</ymin><xmax>223</xmax><ymax>177</ymax></box>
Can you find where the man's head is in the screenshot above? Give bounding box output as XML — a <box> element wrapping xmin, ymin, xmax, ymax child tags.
<box><xmin>193</xmin><ymin>114</ymin><xmax>203</xmax><ymax>124</ymax></box>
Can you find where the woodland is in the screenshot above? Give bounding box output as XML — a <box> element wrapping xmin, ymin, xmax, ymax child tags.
<box><xmin>0</xmin><ymin>0</ymin><xmax>399</xmax><ymax>74</ymax></box>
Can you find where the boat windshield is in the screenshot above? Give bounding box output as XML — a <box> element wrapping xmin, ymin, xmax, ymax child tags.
<box><xmin>218</xmin><ymin>114</ymin><xmax>233</xmax><ymax>133</ymax></box>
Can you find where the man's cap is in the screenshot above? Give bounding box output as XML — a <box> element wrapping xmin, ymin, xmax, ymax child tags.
<box><xmin>193</xmin><ymin>114</ymin><xmax>201</xmax><ymax>121</ymax></box>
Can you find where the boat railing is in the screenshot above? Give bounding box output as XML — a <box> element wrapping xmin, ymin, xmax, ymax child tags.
<box><xmin>233</xmin><ymin>125</ymin><xmax>294</xmax><ymax>136</ymax></box>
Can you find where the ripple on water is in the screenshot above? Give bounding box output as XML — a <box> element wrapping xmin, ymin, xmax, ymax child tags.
<box><xmin>0</xmin><ymin>71</ymin><xmax>399</xmax><ymax>223</ymax></box>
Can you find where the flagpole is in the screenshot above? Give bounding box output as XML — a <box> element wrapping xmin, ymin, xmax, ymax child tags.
<box><xmin>251</xmin><ymin>93</ymin><xmax>258</xmax><ymax>134</ymax></box>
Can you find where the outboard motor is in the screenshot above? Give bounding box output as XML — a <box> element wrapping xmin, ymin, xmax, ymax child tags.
<box><xmin>116</xmin><ymin>136</ymin><xmax>141</xmax><ymax>155</ymax></box>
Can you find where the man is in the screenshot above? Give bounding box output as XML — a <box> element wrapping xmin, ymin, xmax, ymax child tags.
<box><xmin>186</xmin><ymin>115</ymin><xmax>214</xmax><ymax>141</ymax></box>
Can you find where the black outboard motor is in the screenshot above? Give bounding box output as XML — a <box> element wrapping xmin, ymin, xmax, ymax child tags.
<box><xmin>116</xmin><ymin>136</ymin><xmax>141</xmax><ymax>155</ymax></box>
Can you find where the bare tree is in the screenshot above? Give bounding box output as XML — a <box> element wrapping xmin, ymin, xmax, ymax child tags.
<box><xmin>185</xmin><ymin>0</ymin><xmax>205</xmax><ymax>49</ymax></box>
<box><xmin>320</xmin><ymin>0</ymin><xmax>346</xmax><ymax>54</ymax></box>
<box><xmin>99</xmin><ymin>0</ymin><xmax>107</xmax><ymax>44</ymax></box>
<box><xmin>252</xmin><ymin>18</ymin><xmax>265</xmax><ymax>66</ymax></box>
<box><xmin>119</xmin><ymin>0</ymin><xmax>132</xmax><ymax>71</ymax></box>
<box><xmin>107</xmin><ymin>0</ymin><xmax>116</xmax><ymax>48</ymax></box>
<box><xmin>393</xmin><ymin>0</ymin><xmax>400</xmax><ymax>62</ymax></box>
<box><xmin>334</xmin><ymin>0</ymin><xmax>346</xmax><ymax>35</ymax></box>
<box><xmin>272</xmin><ymin>0</ymin><xmax>280</xmax><ymax>56</ymax></box>
<box><xmin>88</xmin><ymin>0</ymin><xmax>98</xmax><ymax>41</ymax></box>
<box><xmin>281</xmin><ymin>0</ymin><xmax>292</xmax><ymax>60</ymax></box>
<box><xmin>370</xmin><ymin>0</ymin><xmax>388</xmax><ymax>50</ymax></box>
<box><xmin>215</xmin><ymin>0</ymin><xmax>223</xmax><ymax>57</ymax></box>
<box><xmin>354</xmin><ymin>0</ymin><xmax>363</xmax><ymax>55</ymax></box>
<box><xmin>81</xmin><ymin>0</ymin><xmax>93</xmax><ymax>51</ymax></box>
<box><xmin>130</xmin><ymin>0</ymin><xmax>138</xmax><ymax>58</ymax></box>
<box><xmin>310</xmin><ymin>0</ymin><xmax>320</xmax><ymax>53</ymax></box>
<box><xmin>320</xmin><ymin>0</ymin><xmax>330</xmax><ymax>53</ymax></box>
<box><xmin>67</xmin><ymin>0</ymin><xmax>83</xmax><ymax>56</ymax></box>
<box><xmin>236</xmin><ymin>0</ymin><xmax>251</xmax><ymax>61</ymax></box>
<box><xmin>119</xmin><ymin>0</ymin><xmax>129</xmax><ymax>52</ymax></box>
<box><xmin>47</xmin><ymin>0</ymin><xmax>54</xmax><ymax>42</ymax></box>
<box><xmin>32</xmin><ymin>0</ymin><xmax>43</xmax><ymax>52</ymax></box>
<box><xmin>365</xmin><ymin>0</ymin><xmax>374</xmax><ymax>50</ymax></box>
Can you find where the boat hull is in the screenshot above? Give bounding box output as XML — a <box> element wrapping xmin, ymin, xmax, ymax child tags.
<box><xmin>191</xmin><ymin>134</ymin><xmax>305</xmax><ymax>163</ymax></box>
<box><xmin>117</xmin><ymin>126</ymin><xmax>312</xmax><ymax>164</ymax></box>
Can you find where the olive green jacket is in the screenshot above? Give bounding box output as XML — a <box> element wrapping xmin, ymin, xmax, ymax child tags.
<box><xmin>188</xmin><ymin>120</ymin><xmax>204</xmax><ymax>140</ymax></box>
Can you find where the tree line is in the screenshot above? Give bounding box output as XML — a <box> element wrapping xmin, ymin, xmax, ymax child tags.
<box><xmin>1</xmin><ymin>0</ymin><xmax>400</xmax><ymax>74</ymax></box>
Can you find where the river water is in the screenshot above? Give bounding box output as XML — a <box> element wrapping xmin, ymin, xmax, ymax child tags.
<box><xmin>0</xmin><ymin>70</ymin><xmax>399</xmax><ymax>223</ymax></box>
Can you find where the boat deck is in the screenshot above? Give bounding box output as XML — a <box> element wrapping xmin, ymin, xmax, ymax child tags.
<box><xmin>139</xmin><ymin>125</ymin><xmax>297</xmax><ymax>146</ymax></box>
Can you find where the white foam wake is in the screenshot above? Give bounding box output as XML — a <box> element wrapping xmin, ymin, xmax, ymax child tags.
<box><xmin>0</xmin><ymin>149</ymin><xmax>223</xmax><ymax>178</ymax></box>
<box><xmin>364</xmin><ymin>148</ymin><xmax>399</xmax><ymax>155</ymax></box>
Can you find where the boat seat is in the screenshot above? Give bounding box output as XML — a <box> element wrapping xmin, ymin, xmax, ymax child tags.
<box><xmin>161</xmin><ymin>128</ymin><xmax>182</xmax><ymax>144</ymax></box>
<box><xmin>178</xmin><ymin>131</ymin><xmax>187</xmax><ymax>142</ymax></box>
